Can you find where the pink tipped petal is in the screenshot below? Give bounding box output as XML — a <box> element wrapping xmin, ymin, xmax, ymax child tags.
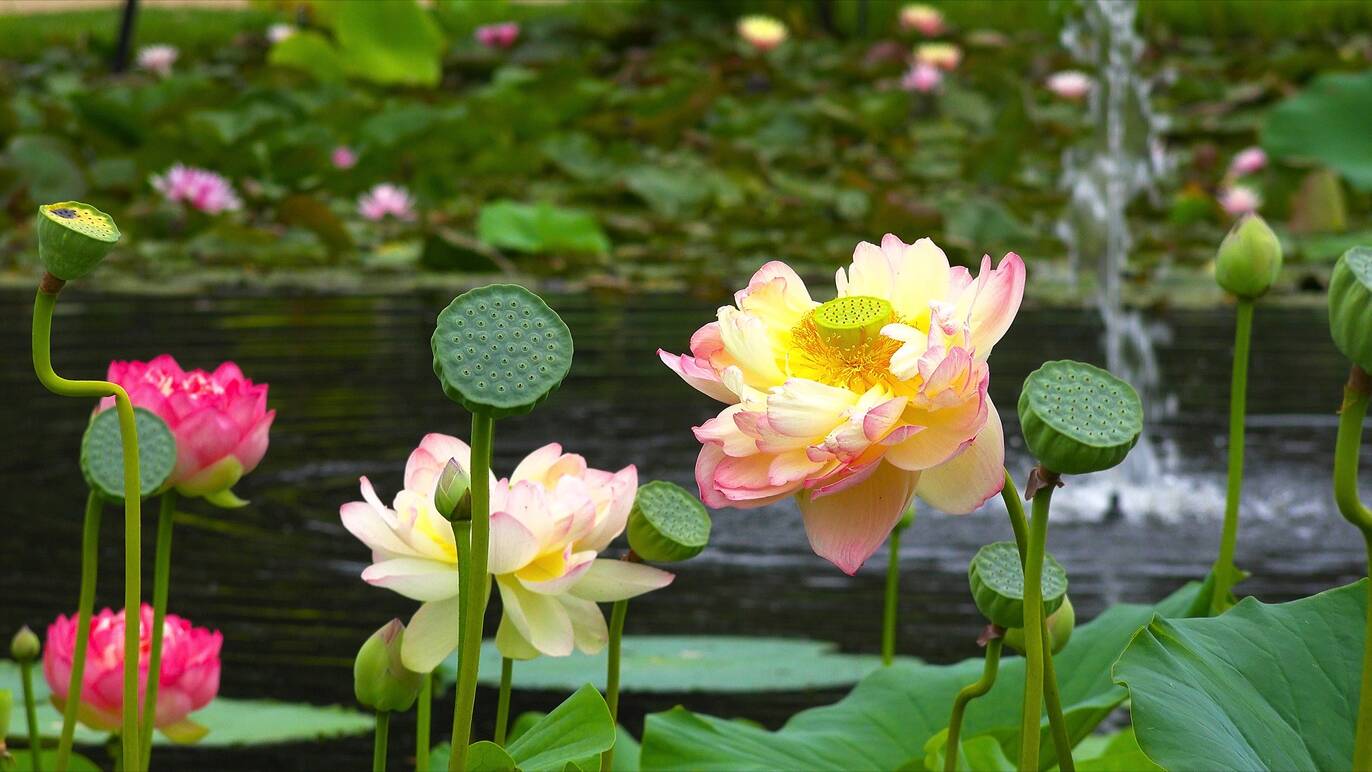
<box><xmin>694</xmin><ymin>406</ymin><xmax>759</xmax><ymax>457</ymax></box>
<box><xmin>230</xmin><ymin>411</ymin><xmax>274</xmax><ymax>475</ymax></box>
<box><xmin>488</xmin><ymin>511</ymin><xmax>541</xmax><ymax>575</ymax></box>
<box><xmin>959</xmin><ymin>253</ymin><xmax>1025</xmax><ymax>359</ymax></box>
<box><xmin>862</xmin><ymin>397</ymin><xmax>908</xmax><ymax>442</ymax></box>
<box><xmin>916</xmin><ymin>404</ymin><xmax>1006</xmax><ymax>514</ymax></box>
<box><xmin>497</xmin><ymin>579</ymin><xmax>574</xmax><ymax>657</ymax></box>
<box><xmin>340</xmin><ymin>501</ymin><xmax>415</xmax><ymax>560</ymax></box>
<box><xmin>510</xmin><ymin>443</ymin><xmax>564</xmax><ymax>485</ymax></box>
<box><xmin>798</xmin><ymin>461</ymin><xmax>920</xmax><ymax>575</ymax></box>
<box><xmin>734</xmin><ymin>261</ymin><xmax>816</xmax><ymax>331</ymax></box>
<box><xmin>659</xmin><ymin>350</ymin><xmax>737</xmax><ymax>403</ymax></box>
<box><xmin>404</xmin><ymin>433</ymin><xmax>475</xmax><ymax>493</ymax></box>
<box><xmin>401</xmin><ymin>596</ymin><xmax>463</xmax><ymax>673</ymax></box>
<box><xmin>361</xmin><ymin>558</ymin><xmax>459</xmax><ymax>602</ymax></box>
<box><xmin>519</xmin><ymin>551</ymin><xmax>596</xmax><ymax>596</ymax></box>
<box><xmin>568</xmin><ymin>559</ymin><xmax>675</xmax><ymax>602</ymax></box>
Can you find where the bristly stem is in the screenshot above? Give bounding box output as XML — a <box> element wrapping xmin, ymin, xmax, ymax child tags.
<box><xmin>57</xmin><ymin>491</ymin><xmax>102</xmax><ymax>771</ymax></box>
<box><xmin>494</xmin><ymin>658</ymin><xmax>513</xmax><ymax>747</ymax></box>
<box><xmin>883</xmin><ymin>509</ymin><xmax>914</xmax><ymax>666</ymax></box>
<box><xmin>1018</xmin><ymin>472</ymin><xmax>1054</xmax><ymax>771</ymax></box>
<box><xmin>416</xmin><ymin>672</ymin><xmax>432</xmax><ymax>771</ymax></box>
<box><xmin>448</xmin><ymin>413</ymin><xmax>493</xmax><ymax>772</ymax></box>
<box><xmin>600</xmin><ymin>599</ymin><xmax>629</xmax><ymax>772</ymax></box>
<box><xmin>19</xmin><ymin>657</ymin><xmax>41</xmax><ymax>772</ymax></box>
<box><xmin>1211</xmin><ymin>298</ymin><xmax>1254</xmax><ymax>614</ymax></box>
<box><xmin>944</xmin><ymin>638</ymin><xmax>1002</xmax><ymax>772</ymax></box>
<box><xmin>140</xmin><ymin>491</ymin><xmax>177</xmax><ymax>761</ymax></box>
<box><xmin>1335</xmin><ymin>367</ymin><xmax>1372</xmax><ymax>769</ymax></box>
<box><xmin>32</xmin><ymin>284</ymin><xmax>142</xmax><ymax>772</ymax></box>
<box><xmin>373</xmin><ymin>710</ymin><xmax>390</xmax><ymax>772</ymax></box>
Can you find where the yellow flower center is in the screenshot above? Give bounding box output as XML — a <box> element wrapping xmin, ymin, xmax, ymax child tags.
<box><xmin>790</xmin><ymin>296</ymin><xmax>903</xmax><ymax>392</ymax></box>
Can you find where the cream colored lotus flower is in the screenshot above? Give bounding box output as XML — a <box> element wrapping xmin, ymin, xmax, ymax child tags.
<box><xmin>660</xmin><ymin>236</ymin><xmax>1024</xmax><ymax>574</ymax></box>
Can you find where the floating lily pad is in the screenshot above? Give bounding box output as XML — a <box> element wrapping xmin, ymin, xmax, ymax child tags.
<box><xmin>80</xmin><ymin>407</ymin><xmax>176</xmax><ymax>501</ymax></box>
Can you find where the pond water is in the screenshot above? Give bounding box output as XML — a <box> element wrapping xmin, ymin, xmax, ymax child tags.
<box><xmin>2</xmin><ymin>289</ymin><xmax>1367</xmax><ymax>768</ymax></box>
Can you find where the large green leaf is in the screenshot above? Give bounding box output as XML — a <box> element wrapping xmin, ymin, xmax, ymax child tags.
<box><xmin>476</xmin><ymin>200</ymin><xmax>610</xmax><ymax>256</ymax></box>
<box><xmin>333</xmin><ymin>0</ymin><xmax>446</xmax><ymax>87</ymax></box>
<box><xmin>1114</xmin><ymin>580</ymin><xmax>1364</xmax><ymax>771</ymax></box>
<box><xmin>1263</xmin><ymin>71</ymin><xmax>1372</xmax><ymax>190</ymax></box>
<box><xmin>3</xmin><ymin>135</ymin><xmax>86</xmax><ymax>202</ymax></box>
<box><xmin>639</xmin><ymin>584</ymin><xmax>1201</xmax><ymax>771</ymax></box>
<box><xmin>268</xmin><ymin>30</ymin><xmax>347</xmax><ymax>83</ymax></box>
<box><xmin>429</xmin><ymin>685</ymin><xmax>616</xmax><ymax>772</ymax></box>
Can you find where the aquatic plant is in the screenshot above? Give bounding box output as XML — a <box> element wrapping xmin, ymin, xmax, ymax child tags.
<box><xmin>358</xmin><ymin>184</ymin><xmax>417</xmax><ymax>223</ymax></box>
<box><xmin>150</xmin><ymin>165</ymin><xmax>243</xmax><ymax>215</ymax></box>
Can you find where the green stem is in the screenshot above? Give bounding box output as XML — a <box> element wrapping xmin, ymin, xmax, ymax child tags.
<box><xmin>944</xmin><ymin>639</ymin><xmax>1002</xmax><ymax>772</ymax></box>
<box><xmin>32</xmin><ymin>286</ymin><xmax>141</xmax><ymax>772</ymax></box>
<box><xmin>56</xmin><ymin>492</ymin><xmax>102</xmax><ymax>772</ymax></box>
<box><xmin>600</xmin><ymin>600</ymin><xmax>629</xmax><ymax>772</ymax></box>
<box><xmin>373</xmin><ymin>711</ymin><xmax>390</xmax><ymax>772</ymax></box>
<box><xmin>19</xmin><ymin>661</ymin><xmax>40</xmax><ymax>771</ymax></box>
<box><xmin>882</xmin><ymin>521</ymin><xmax>904</xmax><ymax>666</ymax></box>
<box><xmin>1018</xmin><ymin>479</ymin><xmax>1053</xmax><ymax>770</ymax></box>
<box><xmin>416</xmin><ymin>672</ymin><xmax>431</xmax><ymax>772</ymax></box>
<box><xmin>449</xmin><ymin>413</ymin><xmax>493</xmax><ymax>772</ymax></box>
<box><xmin>1357</xmin><ymin>533</ymin><xmax>1372</xmax><ymax>772</ymax></box>
<box><xmin>999</xmin><ymin>470</ymin><xmax>1028</xmax><ymax>558</ymax></box>
<box><xmin>140</xmin><ymin>491</ymin><xmax>177</xmax><ymax>761</ymax></box>
<box><xmin>494</xmin><ymin>659</ymin><xmax>513</xmax><ymax>747</ymax></box>
<box><xmin>1211</xmin><ymin>298</ymin><xmax>1254</xmax><ymax>614</ymax></box>
<box><xmin>1337</xmin><ymin>370</ymin><xmax>1372</xmax><ymax>770</ymax></box>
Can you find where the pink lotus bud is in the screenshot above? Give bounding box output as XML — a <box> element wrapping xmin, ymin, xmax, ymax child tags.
<box><xmin>137</xmin><ymin>45</ymin><xmax>178</xmax><ymax>78</ymax></box>
<box><xmin>43</xmin><ymin>605</ymin><xmax>221</xmax><ymax>736</ymax></box>
<box><xmin>1219</xmin><ymin>185</ymin><xmax>1261</xmax><ymax>217</ymax></box>
<box><xmin>150</xmin><ymin>164</ymin><xmax>242</xmax><ymax>215</ymax></box>
<box><xmin>358</xmin><ymin>183</ymin><xmax>416</xmax><ymax>222</ymax></box>
<box><xmin>1228</xmin><ymin>146</ymin><xmax>1267</xmax><ymax>178</ymax></box>
<box><xmin>331</xmin><ymin>146</ymin><xmax>358</xmax><ymax>170</ymax></box>
<box><xmin>899</xmin><ymin>4</ymin><xmax>945</xmax><ymax>37</ymax></box>
<box><xmin>475</xmin><ymin>22</ymin><xmax>520</xmax><ymax>50</ymax></box>
<box><xmin>738</xmin><ymin>15</ymin><xmax>788</xmax><ymax>52</ymax></box>
<box><xmin>901</xmin><ymin>62</ymin><xmax>943</xmax><ymax>93</ymax></box>
<box><xmin>1046</xmin><ymin>70</ymin><xmax>1092</xmax><ymax>101</ymax></box>
<box><xmin>97</xmin><ymin>355</ymin><xmax>273</xmax><ymax>503</ymax></box>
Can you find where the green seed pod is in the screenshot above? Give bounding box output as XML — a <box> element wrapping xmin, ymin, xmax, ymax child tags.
<box><xmin>354</xmin><ymin>619</ymin><xmax>423</xmax><ymax>713</ymax></box>
<box><xmin>967</xmin><ymin>541</ymin><xmax>1066</xmax><ymax>629</ymax></box>
<box><xmin>80</xmin><ymin>407</ymin><xmax>177</xmax><ymax>502</ymax></box>
<box><xmin>36</xmin><ymin>201</ymin><xmax>121</xmax><ymax>281</ymax></box>
<box><xmin>8</xmin><ymin>627</ymin><xmax>39</xmax><ymax>663</ymax></box>
<box><xmin>1214</xmin><ymin>214</ymin><xmax>1282</xmax><ymax>299</ymax></box>
<box><xmin>1002</xmin><ymin>595</ymin><xmax>1076</xmax><ymax>655</ymax></box>
<box><xmin>1017</xmin><ymin>360</ymin><xmax>1143</xmax><ymax>475</ymax></box>
<box><xmin>431</xmin><ymin>285</ymin><xmax>573</xmax><ymax>419</ymax></box>
<box><xmin>1329</xmin><ymin>246</ymin><xmax>1372</xmax><ymax>374</ymax></box>
<box><xmin>627</xmin><ymin>481</ymin><xmax>712</xmax><ymax>563</ymax></box>
<box><xmin>433</xmin><ymin>458</ymin><xmax>472</xmax><ymax>522</ymax></box>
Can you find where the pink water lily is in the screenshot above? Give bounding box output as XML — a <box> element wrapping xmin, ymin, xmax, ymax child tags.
<box><xmin>902</xmin><ymin>62</ymin><xmax>943</xmax><ymax>93</ymax></box>
<box><xmin>151</xmin><ymin>164</ymin><xmax>241</xmax><ymax>215</ymax></box>
<box><xmin>1228</xmin><ymin>146</ymin><xmax>1267</xmax><ymax>178</ymax></box>
<box><xmin>137</xmin><ymin>44</ymin><xmax>178</xmax><ymax>77</ymax></box>
<box><xmin>475</xmin><ymin>22</ymin><xmax>520</xmax><ymax>50</ymax></box>
<box><xmin>331</xmin><ymin>145</ymin><xmax>358</xmax><ymax>170</ymax></box>
<box><xmin>899</xmin><ymin>4</ymin><xmax>946</xmax><ymax>36</ymax></box>
<box><xmin>358</xmin><ymin>183</ymin><xmax>415</xmax><ymax>222</ymax></box>
<box><xmin>1219</xmin><ymin>185</ymin><xmax>1261</xmax><ymax>217</ymax></box>
<box><xmin>661</xmin><ymin>235</ymin><xmax>1024</xmax><ymax>574</ymax></box>
<box><xmin>342</xmin><ymin>435</ymin><xmax>672</xmax><ymax>672</ymax></box>
<box><xmin>1046</xmin><ymin>70</ymin><xmax>1092</xmax><ymax>101</ymax></box>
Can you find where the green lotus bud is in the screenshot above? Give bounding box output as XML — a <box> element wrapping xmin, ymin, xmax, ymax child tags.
<box><xmin>9</xmin><ymin>627</ymin><xmax>39</xmax><ymax>663</ymax></box>
<box><xmin>1018</xmin><ymin>360</ymin><xmax>1143</xmax><ymax>475</ymax></box>
<box><xmin>36</xmin><ymin>201</ymin><xmax>121</xmax><ymax>282</ymax></box>
<box><xmin>433</xmin><ymin>458</ymin><xmax>472</xmax><ymax>522</ymax></box>
<box><xmin>1329</xmin><ymin>246</ymin><xmax>1372</xmax><ymax>374</ymax></box>
<box><xmin>1214</xmin><ymin>214</ymin><xmax>1282</xmax><ymax>299</ymax></box>
<box><xmin>1002</xmin><ymin>595</ymin><xmax>1076</xmax><ymax>655</ymax></box>
<box><xmin>354</xmin><ymin>619</ymin><xmax>423</xmax><ymax>712</ymax></box>
<box><xmin>967</xmin><ymin>541</ymin><xmax>1066</xmax><ymax>629</ymax></box>
<box><xmin>627</xmin><ymin>481</ymin><xmax>712</xmax><ymax>563</ymax></box>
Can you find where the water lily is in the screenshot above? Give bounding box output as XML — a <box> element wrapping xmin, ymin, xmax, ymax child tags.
<box><xmin>1219</xmin><ymin>185</ymin><xmax>1261</xmax><ymax>217</ymax></box>
<box><xmin>899</xmin><ymin>4</ymin><xmax>946</xmax><ymax>36</ymax></box>
<box><xmin>151</xmin><ymin>164</ymin><xmax>242</xmax><ymax>215</ymax></box>
<box><xmin>1228</xmin><ymin>146</ymin><xmax>1267</xmax><ymax>178</ymax></box>
<box><xmin>136</xmin><ymin>44</ymin><xmax>178</xmax><ymax>77</ymax></box>
<box><xmin>1046</xmin><ymin>70</ymin><xmax>1092</xmax><ymax>101</ymax></box>
<box><xmin>660</xmin><ymin>236</ymin><xmax>1024</xmax><ymax>574</ymax></box>
<box><xmin>357</xmin><ymin>183</ymin><xmax>416</xmax><ymax>222</ymax></box>
<box><xmin>915</xmin><ymin>42</ymin><xmax>961</xmax><ymax>71</ymax></box>
<box><xmin>331</xmin><ymin>145</ymin><xmax>358</xmax><ymax>170</ymax></box>
<box><xmin>475</xmin><ymin>22</ymin><xmax>520</xmax><ymax>50</ymax></box>
<box><xmin>901</xmin><ymin>62</ymin><xmax>943</xmax><ymax>93</ymax></box>
<box><xmin>738</xmin><ymin>15</ymin><xmax>788</xmax><ymax>51</ymax></box>
<box><xmin>341</xmin><ymin>435</ymin><xmax>673</xmax><ymax>672</ymax></box>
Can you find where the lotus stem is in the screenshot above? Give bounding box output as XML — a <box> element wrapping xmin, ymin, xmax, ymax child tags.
<box><xmin>494</xmin><ymin>659</ymin><xmax>513</xmax><ymax>747</ymax></box>
<box><xmin>140</xmin><ymin>491</ymin><xmax>177</xmax><ymax>761</ymax></box>
<box><xmin>600</xmin><ymin>599</ymin><xmax>629</xmax><ymax>772</ymax></box>
<box><xmin>944</xmin><ymin>638</ymin><xmax>1002</xmax><ymax>772</ymax></box>
<box><xmin>448</xmin><ymin>413</ymin><xmax>493</xmax><ymax>772</ymax></box>
<box><xmin>56</xmin><ymin>491</ymin><xmax>102</xmax><ymax>772</ymax></box>
<box><xmin>1211</xmin><ymin>298</ymin><xmax>1254</xmax><ymax>614</ymax></box>
<box><xmin>416</xmin><ymin>672</ymin><xmax>431</xmax><ymax>771</ymax></box>
<box><xmin>373</xmin><ymin>710</ymin><xmax>390</xmax><ymax>772</ymax></box>
<box><xmin>19</xmin><ymin>657</ymin><xmax>40</xmax><ymax>771</ymax></box>
<box><xmin>1336</xmin><ymin>367</ymin><xmax>1372</xmax><ymax>769</ymax></box>
<box><xmin>883</xmin><ymin>511</ymin><xmax>913</xmax><ymax>666</ymax></box>
<box><xmin>1018</xmin><ymin>469</ymin><xmax>1055</xmax><ymax>771</ymax></box>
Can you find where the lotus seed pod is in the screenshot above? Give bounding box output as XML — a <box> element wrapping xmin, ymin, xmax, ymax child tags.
<box><xmin>1017</xmin><ymin>360</ymin><xmax>1143</xmax><ymax>475</ymax></box>
<box><xmin>354</xmin><ymin>619</ymin><xmax>423</xmax><ymax>713</ymax></box>
<box><xmin>8</xmin><ymin>627</ymin><xmax>38</xmax><ymax>663</ymax></box>
<box><xmin>1214</xmin><ymin>213</ymin><xmax>1282</xmax><ymax>299</ymax></box>
<box><xmin>967</xmin><ymin>541</ymin><xmax>1066</xmax><ymax>629</ymax></box>
<box><xmin>627</xmin><ymin>481</ymin><xmax>712</xmax><ymax>563</ymax></box>
<box><xmin>431</xmin><ymin>285</ymin><xmax>573</xmax><ymax>419</ymax></box>
<box><xmin>811</xmin><ymin>296</ymin><xmax>894</xmax><ymax>349</ymax></box>
<box><xmin>1002</xmin><ymin>595</ymin><xmax>1076</xmax><ymax>655</ymax></box>
<box><xmin>36</xmin><ymin>201</ymin><xmax>121</xmax><ymax>281</ymax></box>
<box><xmin>1329</xmin><ymin>246</ymin><xmax>1372</xmax><ymax>374</ymax></box>
<box><xmin>80</xmin><ymin>407</ymin><xmax>177</xmax><ymax>502</ymax></box>
<box><xmin>433</xmin><ymin>458</ymin><xmax>472</xmax><ymax>522</ymax></box>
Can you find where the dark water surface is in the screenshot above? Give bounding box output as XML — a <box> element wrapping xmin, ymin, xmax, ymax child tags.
<box><xmin>2</xmin><ymin>289</ymin><xmax>1368</xmax><ymax>769</ymax></box>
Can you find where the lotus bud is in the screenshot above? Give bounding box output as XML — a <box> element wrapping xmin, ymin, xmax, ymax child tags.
<box><xmin>433</xmin><ymin>458</ymin><xmax>472</xmax><ymax>523</ymax></box>
<box><xmin>36</xmin><ymin>202</ymin><xmax>121</xmax><ymax>283</ymax></box>
<box><xmin>8</xmin><ymin>627</ymin><xmax>38</xmax><ymax>663</ymax></box>
<box><xmin>1215</xmin><ymin>214</ymin><xmax>1282</xmax><ymax>299</ymax></box>
<box><xmin>1329</xmin><ymin>246</ymin><xmax>1372</xmax><ymax>374</ymax></box>
<box><xmin>354</xmin><ymin>619</ymin><xmax>423</xmax><ymax>712</ymax></box>
<box><xmin>1002</xmin><ymin>596</ymin><xmax>1076</xmax><ymax>655</ymax></box>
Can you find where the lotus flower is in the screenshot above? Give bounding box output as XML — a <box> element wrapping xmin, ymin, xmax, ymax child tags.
<box><xmin>914</xmin><ymin>42</ymin><xmax>961</xmax><ymax>71</ymax></box>
<box><xmin>331</xmin><ymin>145</ymin><xmax>358</xmax><ymax>170</ymax></box>
<box><xmin>266</xmin><ymin>24</ymin><xmax>295</xmax><ymax>44</ymax></box>
<box><xmin>358</xmin><ymin>183</ymin><xmax>416</xmax><ymax>222</ymax></box>
<box><xmin>660</xmin><ymin>236</ymin><xmax>1024</xmax><ymax>574</ymax></box>
<box><xmin>341</xmin><ymin>435</ymin><xmax>673</xmax><ymax>672</ymax></box>
<box><xmin>738</xmin><ymin>15</ymin><xmax>788</xmax><ymax>51</ymax></box>
<box><xmin>43</xmin><ymin>605</ymin><xmax>221</xmax><ymax>741</ymax></box>
<box><xmin>475</xmin><ymin>22</ymin><xmax>520</xmax><ymax>50</ymax></box>
<box><xmin>1219</xmin><ymin>185</ymin><xmax>1261</xmax><ymax>216</ymax></box>
<box><xmin>1228</xmin><ymin>146</ymin><xmax>1267</xmax><ymax>178</ymax></box>
<box><xmin>98</xmin><ymin>355</ymin><xmax>273</xmax><ymax>503</ymax></box>
<box><xmin>901</xmin><ymin>62</ymin><xmax>943</xmax><ymax>93</ymax></box>
<box><xmin>1046</xmin><ymin>70</ymin><xmax>1092</xmax><ymax>101</ymax></box>
<box><xmin>899</xmin><ymin>4</ymin><xmax>946</xmax><ymax>36</ymax></box>
<box><xmin>137</xmin><ymin>44</ymin><xmax>178</xmax><ymax>77</ymax></box>
<box><xmin>151</xmin><ymin>165</ymin><xmax>242</xmax><ymax>215</ymax></box>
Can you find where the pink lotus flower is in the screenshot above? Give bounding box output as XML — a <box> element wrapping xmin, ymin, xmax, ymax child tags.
<box><xmin>914</xmin><ymin>42</ymin><xmax>961</xmax><ymax>71</ymax></box>
<box><xmin>661</xmin><ymin>236</ymin><xmax>1024</xmax><ymax>574</ymax></box>
<box><xmin>137</xmin><ymin>44</ymin><xmax>178</xmax><ymax>77</ymax></box>
<box><xmin>1228</xmin><ymin>146</ymin><xmax>1267</xmax><ymax>178</ymax></box>
<box><xmin>358</xmin><ymin>183</ymin><xmax>416</xmax><ymax>222</ymax></box>
<box><xmin>43</xmin><ymin>605</ymin><xmax>221</xmax><ymax>741</ymax></box>
<box><xmin>1046</xmin><ymin>70</ymin><xmax>1092</xmax><ymax>101</ymax></box>
<box><xmin>738</xmin><ymin>15</ymin><xmax>788</xmax><ymax>51</ymax></box>
<box><xmin>901</xmin><ymin>62</ymin><xmax>943</xmax><ymax>93</ymax></box>
<box><xmin>1219</xmin><ymin>185</ymin><xmax>1261</xmax><ymax>216</ymax></box>
<box><xmin>331</xmin><ymin>146</ymin><xmax>358</xmax><ymax>170</ymax></box>
<box><xmin>475</xmin><ymin>22</ymin><xmax>520</xmax><ymax>50</ymax></box>
<box><xmin>98</xmin><ymin>355</ymin><xmax>273</xmax><ymax>504</ymax></box>
<box><xmin>151</xmin><ymin>165</ymin><xmax>242</xmax><ymax>215</ymax></box>
<box><xmin>899</xmin><ymin>4</ymin><xmax>946</xmax><ymax>36</ymax></box>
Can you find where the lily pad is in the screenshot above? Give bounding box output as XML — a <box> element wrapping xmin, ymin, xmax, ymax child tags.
<box><xmin>1263</xmin><ymin>71</ymin><xmax>1372</xmax><ymax>190</ymax></box>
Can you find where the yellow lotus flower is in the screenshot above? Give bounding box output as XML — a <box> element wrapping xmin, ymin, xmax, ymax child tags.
<box><xmin>738</xmin><ymin>15</ymin><xmax>788</xmax><ymax>52</ymax></box>
<box><xmin>660</xmin><ymin>235</ymin><xmax>1024</xmax><ymax>573</ymax></box>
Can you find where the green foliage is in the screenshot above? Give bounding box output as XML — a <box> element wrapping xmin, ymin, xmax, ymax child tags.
<box><xmin>477</xmin><ymin>201</ymin><xmax>611</xmax><ymax>257</ymax></box>
<box><xmin>1115</xmin><ymin>580</ymin><xmax>1364</xmax><ymax>771</ymax></box>
<box><xmin>269</xmin><ymin>1</ymin><xmax>445</xmax><ymax>87</ymax></box>
<box><xmin>8</xmin><ymin>750</ymin><xmax>100</xmax><ymax>772</ymax></box>
<box><xmin>1263</xmin><ymin>71</ymin><xmax>1372</xmax><ymax>191</ymax></box>
<box><xmin>3</xmin><ymin>136</ymin><xmax>86</xmax><ymax>203</ymax></box>
<box><xmin>429</xmin><ymin>685</ymin><xmax>616</xmax><ymax>772</ymax></box>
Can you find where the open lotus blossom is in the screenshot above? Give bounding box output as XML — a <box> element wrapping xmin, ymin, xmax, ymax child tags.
<box><xmin>899</xmin><ymin>4</ymin><xmax>946</xmax><ymax>36</ymax></box>
<box><xmin>331</xmin><ymin>145</ymin><xmax>358</xmax><ymax>170</ymax></box>
<box><xmin>43</xmin><ymin>605</ymin><xmax>221</xmax><ymax>740</ymax></box>
<box><xmin>901</xmin><ymin>61</ymin><xmax>943</xmax><ymax>93</ymax></box>
<box><xmin>151</xmin><ymin>164</ymin><xmax>242</xmax><ymax>215</ymax></box>
<box><xmin>915</xmin><ymin>42</ymin><xmax>962</xmax><ymax>71</ymax></box>
<box><xmin>98</xmin><ymin>355</ymin><xmax>273</xmax><ymax>502</ymax></box>
<box><xmin>738</xmin><ymin>15</ymin><xmax>788</xmax><ymax>51</ymax></box>
<box><xmin>1228</xmin><ymin>146</ymin><xmax>1267</xmax><ymax>178</ymax></box>
<box><xmin>358</xmin><ymin>183</ymin><xmax>416</xmax><ymax>222</ymax></box>
<box><xmin>1046</xmin><ymin>70</ymin><xmax>1092</xmax><ymax>101</ymax></box>
<box><xmin>266</xmin><ymin>23</ymin><xmax>296</xmax><ymax>44</ymax></box>
<box><xmin>1219</xmin><ymin>185</ymin><xmax>1261</xmax><ymax>216</ymax></box>
<box><xmin>660</xmin><ymin>236</ymin><xmax>1024</xmax><ymax>574</ymax></box>
<box><xmin>136</xmin><ymin>44</ymin><xmax>178</xmax><ymax>77</ymax></box>
<box><xmin>341</xmin><ymin>435</ymin><xmax>673</xmax><ymax>672</ymax></box>
<box><xmin>475</xmin><ymin>22</ymin><xmax>520</xmax><ymax>50</ymax></box>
